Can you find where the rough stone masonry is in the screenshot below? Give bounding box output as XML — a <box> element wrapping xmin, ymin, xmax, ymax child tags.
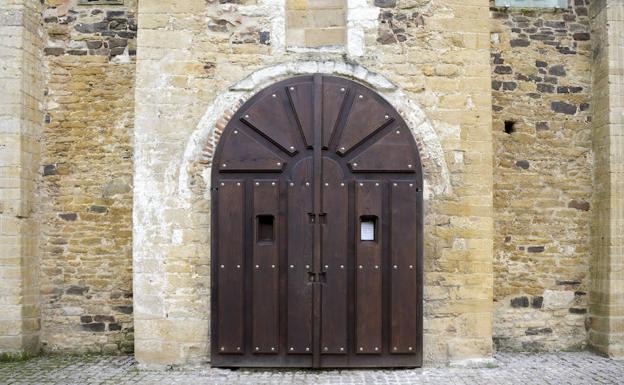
<box><xmin>0</xmin><ymin>0</ymin><xmax>622</xmax><ymax>368</ymax></box>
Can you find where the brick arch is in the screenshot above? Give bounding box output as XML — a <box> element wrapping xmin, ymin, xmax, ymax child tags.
<box><xmin>179</xmin><ymin>61</ymin><xmax>452</xmax><ymax>202</ymax></box>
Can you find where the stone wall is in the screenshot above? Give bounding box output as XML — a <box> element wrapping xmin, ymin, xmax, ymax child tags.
<box><xmin>38</xmin><ymin>0</ymin><xmax>136</xmax><ymax>354</ymax></box>
<box><xmin>0</xmin><ymin>0</ymin><xmax>44</xmax><ymax>357</ymax></box>
<box><xmin>490</xmin><ymin>1</ymin><xmax>593</xmax><ymax>352</ymax></box>
<box><xmin>589</xmin><ymin>0</ymin><xmax>624</xmax><ymax>359</ymax></box>
<box><xmin>286</xmin><ymin>0</ymin><xmax>346</xmax><ymax>48</ymax></box>
<box><xmin>134</xmin><ymin>0</ymin><xmax>494</xmax><ymax>366</ymax></box>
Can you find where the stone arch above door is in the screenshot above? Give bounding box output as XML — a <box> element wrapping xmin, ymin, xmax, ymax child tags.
<box><xmin>179</xmin><ymin>61</ymin><xmax>452</xmax><ymax>204</ymax></box>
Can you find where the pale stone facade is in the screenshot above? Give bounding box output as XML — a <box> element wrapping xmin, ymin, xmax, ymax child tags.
<box><xmin>490</xmin><ymin>0</ymin><xmax>593</xmax><ymax>352</ymax></box>
<box><xmin>0</xmin><ymin>0</ymin><xmax>623</xmax><ymax>367</ymax></box>
<box><xmin>0</xmin><ymin>0</ymin><xmax>44</xmax><ymax>358</ymax></box>
<box><xmin>589</xmin><ymin>0</ymin><xmax>624</xmax><ymax>359</ymax></box>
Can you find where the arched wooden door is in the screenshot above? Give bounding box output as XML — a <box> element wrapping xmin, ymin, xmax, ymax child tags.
<box><xmin>211</xmin><ymin>75</ymin><xmax>423</xmax><ymax>368</ymax></box>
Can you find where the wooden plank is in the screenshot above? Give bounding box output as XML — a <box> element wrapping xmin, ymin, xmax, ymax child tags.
<box><xmin>336</xmin><ymin>91</ymin><xmax>391</xmax><ymax>155</ymax></box>
<box><xmin>390</xmin><ymin>181</ymin><xmax>418</xmax><ymax>354</ymax></box>
<box><xmin>349</xmin><ymin>126</ymin><xmax>419</xmax><ymax>173</ymax></box>
<box><xmin>320</xmin><ymin>159</ymin><xmax>348</xmax><ymax>355</ymax></box>
<box><xmin>354</xmin><ymin>180</ymin><xmax>383</xmax><ymax>354</ymax></box>
<box><xmin>252</xmin><ymin>180</ymin><xmax>280</xmax><ymax>354</ymax></box>
<box><xmin>287</xmin><ymin>81</ymin><xmax>314</xmax><ymax>148</ymax></box>
<box><xmin>218</xmin><ymin>126</ymin><xmax>285</xmax><ymax>172</ymax></box>
<box><xmin>217</xmin><ymin>180</ymin><xmax>245</xmax><ymax>354</ymax></box>
<box><xmin>287</xmin><ymin>159</ymin><xmax>314</xmax><ymax>355</ymax></box>
<box><xmin>322</xmin><ymin>81</ymin><xmax>347</xmax><ymax>149</ymax></box>
<box><xmin>242</xmin><ymin>91</ymin><xmax>297</xmax><ymax>155</ymax></box>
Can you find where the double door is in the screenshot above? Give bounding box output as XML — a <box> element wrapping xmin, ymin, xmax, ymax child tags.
<box><xmin>211</xmin><ymin>75</ymin><xmax>423</xmax><ymax>368</ymax></box>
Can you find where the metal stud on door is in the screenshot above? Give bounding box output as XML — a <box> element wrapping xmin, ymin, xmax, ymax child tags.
<box><xmin>211</xmin><ymin>75</ymin><xmax>423</xmax><ymax>368</ymax></box>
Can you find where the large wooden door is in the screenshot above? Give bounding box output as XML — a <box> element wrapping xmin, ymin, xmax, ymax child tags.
<box><xmin>211</xmin><ymin>75</ymin><xmax>423</xmax><ymax>368</ymax></box>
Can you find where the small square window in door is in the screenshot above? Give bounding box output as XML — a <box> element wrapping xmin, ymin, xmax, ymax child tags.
<box><xmin>360</xmin><ymin>216</ymin><xmax>377</xmax><ymax>241</ymax></box>
<box><xmin>257</xmin><ymin>215</ymin><xmax>275</xmax><ymax>243</ymax></box>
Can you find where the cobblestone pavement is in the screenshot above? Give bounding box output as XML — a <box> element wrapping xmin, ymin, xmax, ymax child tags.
<box><xmin>1</xmin><ymin>352</ymin><xmax>623</xmax><ymax>385</ymax></box>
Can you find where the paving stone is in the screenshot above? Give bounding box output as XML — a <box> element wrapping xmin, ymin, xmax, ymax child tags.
<box><xmin>1</xmin><ymin>352</ymin><xmax>623</xmax><ymax>385</ymax></box>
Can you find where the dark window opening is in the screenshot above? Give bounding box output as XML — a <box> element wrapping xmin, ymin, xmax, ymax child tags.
<box><xmin>504</xmin><ymin>121</ymin><xmax>516</xmax><ymax>134</ymax></box>
<box><xmin>257</xmin><ymin>215</ymin><xmax>275</xmax><ymax>243</ymax></box>
<box><xmin>360</xmin><ymin>216</ymin><xmax>377</xmax><ymax>242</ymax></box>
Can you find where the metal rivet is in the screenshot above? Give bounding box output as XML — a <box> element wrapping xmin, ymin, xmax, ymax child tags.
<box><xmin>359</xmin><ymin>183</ymin><xmax>363</xmax><ymax>186</ymax></box>
<box><xmin>324</xmin><ymin>347</ymin><xmax>328</xmax><ymax>351</ymax></box>
<box><xmin>306</xmin><ymin>347</ymin><xmax>310</xmax><ymax>351</ymax></box>
<box><xmin>358</xmin><ymin>94</ymin><xmax>364</xmax><ymax>99</ymax></box>
<box><xmin>340</xmin><ymin>347</ymin><xmax>344</xmax><ymax>352</ymax></box>
<box><xmin>271</xmin><ymin>347</ymin><xmax>275</xmax><ymax>351</ymax></box>
<box><xmin>359</xmin><ymin>347</ymin><xmax>364</xmax><ymax>351</ymax></box>
<box><xmin>290</xmin><ymin>347</ymin><xmax>294</xmax><ymax>351</ymax></box>
<box><xmin>272</xmin><ymin>94</ymin><xmax>277</xmax><ymax>98</ymax></box>
<box><xmin>306</xmin><ymin>264</ymin><xmax>310</xmax><ymax>269</ymax></box>
<box><xmin>396</xmin><ymin>130</ymin><xmax>400</xmax><ymax>134</ymax></box>
<box><xmin>236</xmin><ymin>347</ymin><xmax>241</xmax><ymax>351</ymax></box>
<box><xmin>221</xmin><ymin>182</ymin><xmax>225</xmax><ymax>186</ymax></box>
<box><xmin>272</xmin><ymin>182</ymin><xmax>276</xmax><ymax>186</ymax></box>
<box><xmin>385</xmin><ymin>115</ymin><xmax>390</xmax><ymax>119</ymax></box>
<box><xmin>408</xmin><ymin>164</ymin><xmax>413</xmax><ymax>168</ymax></box>
<box><xmin>409</xmin><ymin>347</ymin><xmax>413</xmax><ymax>351</ymax></box>
<box><xmin>305</xmin><ymin>182</ymin><xmax>310</xmax><ymax>187</ymax></box>
<box><xmin>409</xmin><ymin>265</ymin><xmax>413</xmax><ymax>269</ymax></box>
<box><xmin>271</xmin><ymin>265</ymin><xmax>276</xmax><ymax>269</ymax></box>
<box><xmin>255</xmin><ymin>347</ymin><xmax>259</xmax><ymax>351</ymax></box>
<box><xmin>374</xmin><ymin>265</ymin><xmax>379</xmax><ymax>269</ymax></box>
<box><xmin>290</xmin><ymin>146</ymin><xmax>295</xmax><ymax>150</ymax></box>
<box><xmin>290</xmin><ymin>87</ymin><xmax>295</xmax><ymax>91</ymax></box>
<box><xmin>393</xmin><ymin>183</ymin><xmax>398</xmax><ymax>186</ymax></box>
<box><xmin>359</xmin><ymin>265</ymin><xmax>363</xmax><ymax>269</ymax></box>
<box><xmin>236</xmin><ymin>264</ymin><xmax>241</xmax><ymax>269</ymax></box>
<box><xmin>255</xmin><ymin>265</ymin><xmax>260</xmax><ymax>269</ymax></box>
<box><xmin>353</xmin><ymin>163</ymin><xmax>358</xmax><ymax>167</ymax></box>
<box><xmin>340</xmin><ymin>265</ymin><xmax>344</xmax><ymax>269</ymax></box>
<box><xmin>340</xmin><ymin>182</ymin><xmax>345</xmax><ymax>187</ymax></box>
<box><xmin>393</xmin><ymin>347</ymin><xmax>398</xmax><ymax>351</ymax></box>
<box><xmin>222</xmin><ymin>164</ymin><xmax>227</xmax><ymax>167</ymax></box>
<box><xmin>374</xmin><ymin>347</ymin><xmax>379</xmax><ymax>351</ymax></box>
<box><xmin>220</xmin><ymin>264</ymin><xmax>225</xmax><ymax>269</ymax></box>
<box><xmin>340</xmin><ymin>147</ymin><xmax>346</xmax><ymax>151</ymax></box>
<box><xmin>325</xmin><ymin>182</ymin><xmax>329</xmax><ymax>187</ymax></box>
<box><xmin>245</xmin><ymin>114</ymin><xmax>250</xmax><ymax>119</ymax></box>
<box><xmin>409</xmin><ymin>183</ymin><xmax>414</xmax><ymax>187</ymax></box>
<box><xmin>236</xmin><ymin>182</ymin><xmax>241</xmax><ymax>186</ymax></box>
<box><xmin>340</xmin><ymin>88</ymin><xmax>345</xmax><ymax>92</ymax></box>
<box><xmin>255</xmin><ymin>182</ymin><xmax>260</xmax><ymax>186</ymax></box>
<box><xmin>277</xmin><ymin>162</ymin><xmax>282</xmax><ymax>166</ymax></box>
<box><xmin>324</xmin><ymin>265</ymin><xmax>329</xmax><ymax>269</ymax></box>
<box><xmin>375</xmin><ymin>183</ymin><xmax>379</xmax><ymax>187</ymax></box>
<box><xmin>394</xmin><ymin>265</ymin><xmax>398</xmax><ymax>269</ymax></box>
<box><xmin>290</xmin><ymin>182</ymin><xmax>295</xmax><ymax>186</ymax></box>
<box><xmin>221</xmin><ymin>347</ymin><xmax>225</xmax><ymax>351</ymax></box>
<box><xmin>234</xmin><ymin>130</ymin><xmax>238</xmax><ymax>134</ymax></box>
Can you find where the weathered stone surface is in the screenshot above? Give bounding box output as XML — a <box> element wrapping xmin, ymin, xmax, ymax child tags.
<box><xmin>589</xmin><ymin>0</ymin><xmax>624</xmax><ymax>359</ymax></box>
<box><xmin>133</xmin><ymin>0</ymin><xmax>493</xmax><ymax>367</ymax></box>
<box><xmin>4</xmin><ymin>0</ymin><xmax>622</xmax><ymax>366</ymax></box>
<box><xmin>491</xmin><ymin>0</ymin><xmax>592</xmax><ymax>354</ymax></box>
<box><xmin>38</xmin><ymin>0</ymin><xmax>136</xmax><ymax>355</ymax></box>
